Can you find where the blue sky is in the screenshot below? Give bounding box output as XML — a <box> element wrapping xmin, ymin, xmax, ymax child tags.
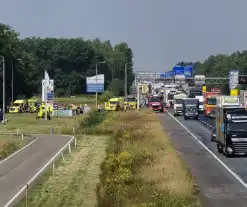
<box><xmin>1</xmin><ymin>0</ymin><xmax>247</xmax><ymax>72</ymax></box>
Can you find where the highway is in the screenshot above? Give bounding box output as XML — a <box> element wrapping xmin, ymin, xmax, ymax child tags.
<box><xmin>158</xmin><ymin>111</ymin><xmax>247</xmax><ymax>207</ymax></box>
<box><xmin>0</xmin><ymin>134</ymin><xmax>73</xmax><ymax>207</ymax></box>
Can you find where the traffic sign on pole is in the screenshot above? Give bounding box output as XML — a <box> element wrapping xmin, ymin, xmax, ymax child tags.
<box><xmin>229</xmin><ymin>70</ymin><xmax>239</xmax><ymax>90</ymax></box>
<box><xmin>86</xmin><ymin>74</ymin><xmax>104</xmax><ymax>93</ymax></box>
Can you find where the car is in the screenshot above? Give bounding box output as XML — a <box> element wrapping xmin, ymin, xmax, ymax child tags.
<box><xmin>208</xmin><ymin>109</ymin><xmax>215</xmax><ymax>119</ymax></box>
<box><xmin>211</xmin><ymin>128</ymin><xmax>216</xmax><ymax>141</ymax></box>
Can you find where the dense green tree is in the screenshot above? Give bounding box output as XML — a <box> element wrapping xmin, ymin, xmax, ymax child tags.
<box><xmin>0</xmin><ymin>23</ymin><xmax>134</xmax><ymax>103</ymax></box>
<box><xmin>176</xmin><ymin>51</ymin><xmax>247</xmax><ymax>93</ymax></box>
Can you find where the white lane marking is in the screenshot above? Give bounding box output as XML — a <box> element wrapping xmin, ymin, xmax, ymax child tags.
<box><xmin>3</xmin><ymin>135</ymin><xmax>75</xmax><ymax>207</ymax></box>
<box><xmin>167</xmin><ymin>111</ymin><xmax>247</xmax><ymax>189</ymax></box>
<box><xmin>0</xmin><ymin>137</ymin><xmax>38</xmax><ymax>165</ymax></box>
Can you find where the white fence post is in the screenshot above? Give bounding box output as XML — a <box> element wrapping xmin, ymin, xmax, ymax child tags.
<box><xmin>61</xmin><ymin>153</ymin><xmax>65</xmax><ymax>163</ymax></box>
<box><xmin>21</xmin><ymin>133</ymin><xmax>24</xmax><ymax>141</ymax></box>
<box><xmin>74</xmin><ymin>138</ymin><xmax>77</xmax><ymax>148</ymax></box>
<box><xmin>25</xmin><ymin>184</ymin><xmax>28</xmax><ymax>207</ymax></box>
<box><xmin>73</xmin><ymin>127</ymin><xmax>75</xmax><ymax>134</ymax></box>
<box><xmin>52</xmin><ymin>163</ymin><xmax>55</xmax><ymax>174</ymax></box>
<box><xmin>68</xmin><ymin>143</ymin><xmax>71</xmax><ymax>153</ymax></box>
<box><xmin>17</xmin><ymin>129</ymin><xmax>19</xmax><ymax>135</ymax></box>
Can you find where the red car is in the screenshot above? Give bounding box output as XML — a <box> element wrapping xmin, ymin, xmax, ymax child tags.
<box><xmin>148</xmin><ymin>95</ymin><xmax>164</xmax><ymax>112</ymax></box>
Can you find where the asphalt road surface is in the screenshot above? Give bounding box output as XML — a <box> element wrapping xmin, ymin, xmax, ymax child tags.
<box><xmin>0</xmin><ymin>134</ymin><xmax>73</xmax><ymax>207</ymax></box>
<box><xmin>157</xmin><ymin>111</ymin><xmax>247</xmax><ymax>207</ymax></box>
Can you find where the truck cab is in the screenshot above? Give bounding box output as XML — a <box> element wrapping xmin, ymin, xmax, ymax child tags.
<box><xmin>203</xmin><ymin>91</ymin><xmax>221</xmax><ymax>117</ymax></box>
<box><xmin>215</xmin><ymin>96</ymin><xmax>247</xmax><ymax>157</ymax></box>
<box><xmin>195</xmin><ymin>95</ymin><xmax>203</xmax><ymax>113</ymax></box>
<box><xmin>182</xmin><ymin>98</ymin><xmax>199</xmax><ymax>120</ymax></box>
<box><xmin>173</xmin><ymin>93</ymin><xmax>187</xmax><ymax>116</ymax></box>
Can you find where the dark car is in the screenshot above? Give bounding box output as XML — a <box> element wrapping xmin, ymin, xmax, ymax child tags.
<box><xmin>211</xmin><ymin>128</ymin><xmax>216</xmax><ymax>141</ymax></box>
<box><xmin>208</xmin><ymin>109</ymin><xmax>215</xmax><ymax>119</ymax></box>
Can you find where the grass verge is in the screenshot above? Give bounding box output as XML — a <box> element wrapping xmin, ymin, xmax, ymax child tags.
<box><xmin>2</xmin><ymin>113</ymin><xmax>82</xmax><ymax>134</ymax></box>
<box><xmin>0</xmin><ymin>113</ymin><xmax>82</xmax><ymax>160</ymax></box>
<box><xmin>95</xmin><ymin>109</ymin><xmax>202</xmax><ymax>206</ymax></box>
<box><xmin>17</xmin><ymin>135</ymin><xmax>109</xmax><ymax>207</ymax></box>
<box><xmin>0</xmin><ymin>134</ymin><xmax>33</xmax><ymax>160</ymax></box>
<box><xmin>17</xmin><ymin>110</ymin><xmax>110</xmax><ymax>207</ymax></box>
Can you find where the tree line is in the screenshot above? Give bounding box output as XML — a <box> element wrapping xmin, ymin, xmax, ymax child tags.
<box><xmin>0</xmin><ymin>23</ymin><xmax>135</xmax><ymax>102</ymax></box>
<box><xmin>178</xmin><ymin>50</ymin><xmax>247</xmax><ymax>93</ymax></box>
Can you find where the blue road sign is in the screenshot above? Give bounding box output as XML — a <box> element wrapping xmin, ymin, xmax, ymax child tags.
<box><xmin>173</xmin><ymin>65</ymin><xmax>184</xmax><ymax>75</ymax></box>
<box><xmin>47</xmin><ymin>92</ymin><xmax>54</xmax><ymax>101</ymax></box>
<box><xmin>160</xmin><ymin>71</ymin><xmax>174</xmax><ymax>78</ymax></box>
<box><xmin>87</xmin><ymin>83</ymin><xmax>104</xmax><ymax>93</ymax></box>
<box><xmin>184</xmin><ymin>65</ymin><xmax>193</xmax><ymax>78</ymax></box>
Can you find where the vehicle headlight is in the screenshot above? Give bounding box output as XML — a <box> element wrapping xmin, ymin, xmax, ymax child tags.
<box><xmin>185</xmin><ymin>113</ymin><xmax>188</xmax><ymax>115</ymax></box>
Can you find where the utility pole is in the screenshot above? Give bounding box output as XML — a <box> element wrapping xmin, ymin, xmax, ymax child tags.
<box><xmin>137</xmin><ymin>78</ymin><xmax>140</xmax><ymax>111</ymax></box>
<box><xmin>11</xmin><ymin>59</ymin><xmax>21</xmax><ymax>104</ymax></box>
<box><xmin>125</xmin><ymin>63</ymin><xmax>128</xmax><ymax>98</ymax></box>
<box><xmin>0</xmin><ymin>55</ymin><xmax>5</xmax><ymax>123</ymax></box>
<box><xmin>95</xmin><ymin>61</ymin><xmax>106</xmax><ymax>109</ymax></box>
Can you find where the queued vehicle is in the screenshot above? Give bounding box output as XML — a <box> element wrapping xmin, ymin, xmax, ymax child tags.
<box><xmin>182</xmin><ymin>98</ymin><xmax>199</xmax><ymax>120</ymax></box>
<box><xmin>215</xmin><ymin>96</ymin><xmax>247</xmax><ymax>157</ymax></box>
<box><xmin>105</xmin><ymin>97</ymin><xmax>124</xmax><ymax>111</ymax></box>
<box><xmin>211</xmin><ymin>128</ymin><xmax>216</xmax><ymax>141</ymax></box>
<box><xmin>173</xmin><ymin>93</ymin><xmax>187</xmax><ymax>116</ymax></box>
<box><xmin>148</xmin><ymin>95</ymin><xmax>165</xmax><ymax>112</ymax></box>
<box><xmin>203</xmin><ymin>91</ymin><xmax>221</xmax><ymax>117</ymax></box>
<box><xmin>208</xmin><ymin>108</ymin><xmax>216</xmax><ymax>119</ymax></box>
<box><xmin>124</xmin><ymin>96</ymin><xmax>137</xmax><ymax>109</ymax></box>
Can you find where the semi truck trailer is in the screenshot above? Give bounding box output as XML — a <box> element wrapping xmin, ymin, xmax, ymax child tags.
<box><xmin>215</xmin><ymin>96</ymin><xmax>247</xmax><ymax>157</ymax></box>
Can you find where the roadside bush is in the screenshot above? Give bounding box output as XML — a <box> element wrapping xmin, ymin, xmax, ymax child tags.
<box><xmin>0</xmin><ymin>140</ymin><xmax>21</xmax><ymax>159</ymax></box>
<box><xmin>96</xmin><ymin>109</ymin><xmax>202</xmax><ymax>207</ymax></box>
<box><xmin>79</xmin><ymin>110</ymin><xmax>110</xmax><ymax>134</ymax></box>
<box><xmin>99</xmin><ymin>90</ymin><xmax>114</xmax><ymax>102</ymax></box>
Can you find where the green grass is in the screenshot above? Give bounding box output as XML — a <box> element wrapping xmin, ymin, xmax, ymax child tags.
<box><xmin>17</xmin><ymin>135</ymin><xmax>109</xmax><ymax>207</ymax></box>
<box><xmin>0</xmin><ymin>134</ymin><xmax>34</xmax><ymax>160</ymax></box>
<box><xmin>0</xmin><ymin>113</ymin><xmax>82</xmax><ymax>160</ymax></box>
<box><xmin>1</xmin><ymin>113</ymin><xmax>82</xmax><ymax>135</ymax></box>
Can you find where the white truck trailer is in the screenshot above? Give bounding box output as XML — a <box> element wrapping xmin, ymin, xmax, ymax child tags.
<box><xmin>173</xmin><ymin>93</ymin><xmax>187</xmax><ymax>116</ymax></box>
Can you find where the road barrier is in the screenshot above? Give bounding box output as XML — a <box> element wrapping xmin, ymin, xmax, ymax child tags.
<box><xmin>3</xmin><ymin>135</ymin><xmax>77</xmax><ymax>207</ymax></box>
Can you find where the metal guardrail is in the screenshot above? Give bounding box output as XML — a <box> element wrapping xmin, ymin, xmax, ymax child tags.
<box><xmin>3</xmin><ymin>135</ymin><xmax>77</xmax><ymax>207</ymax></box>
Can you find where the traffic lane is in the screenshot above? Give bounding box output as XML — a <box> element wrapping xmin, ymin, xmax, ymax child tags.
<box><xmin>158</xmin><ymin>113</ymin><xmax>247</xmax><ymax>207</ymax></box>
<box><xmin>199</xmin><ymin>114</ymin><xmax>215</xmax><ymax>128</ymax></box>
<box><xmin>0</xmin><ymin>134</ymin><xmax>72</xmax><ymax>207</ymax></box>
<box><xmin>176</xmin><ymin>116</ymin><xmax>247</xmax><ymax>183</ymax></box>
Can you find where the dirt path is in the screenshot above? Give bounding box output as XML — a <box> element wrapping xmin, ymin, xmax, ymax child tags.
<box><xmin>18</xmin><ymin>135</ymin><xmax>109</xmax><ymax>207</ymax></box>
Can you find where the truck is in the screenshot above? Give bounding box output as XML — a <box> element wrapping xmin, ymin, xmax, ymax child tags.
<box><xmin>195</xmin><ymin>95</ymin><xmax>203</xmax><ymax>113</ymax></box>
<box><xmin>215</xmin><ymin>96</ymin><xmax>247</xmax><ymax>157</ymax></box>
<box><xmin>239</xmin><ymin>90</ymin><xmax>247</xmax><ymax>107</ymax></box>
<box><xmin>173</xmin><ymin>93</ymin><xmax>187</xmax><ymax>116</ymax></box>
<box><xmin>187</xmin><ymin>87</ymin><xmax>202</xmax><ymax>98</ymax></box>
<box><xmin>203</xmin><ymin>91</ymin><xmax>221</xmax><ymax>117</ymax></box>
<box><xmin>166</xmin><ymin>89</ymin><xmax>177</xmax><ymax>108</ymax></box>
<box><xmin>182</xmin><ymin>98</ymin><xmax>199</xmax><ymax>120</ymax></box>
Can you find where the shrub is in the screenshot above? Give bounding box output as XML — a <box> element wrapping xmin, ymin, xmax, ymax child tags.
<box><xmin>79</xmin><ymin>110</ymin><xmax>110</xmax><ymax>134</ymax></box>
<box><xmin>96</xmin><ymin>109</ymin><xmax>202</xmax><ymax>207</ymax></box>
<box><xmin>0</xmin><ymin>140</ymin><xmax>21</xmax><ymax>159</ymax></box>
<box><xmin>99</xmin><ymin>91</ymin><xmax>114</xmax><ymax>102</ymax></box>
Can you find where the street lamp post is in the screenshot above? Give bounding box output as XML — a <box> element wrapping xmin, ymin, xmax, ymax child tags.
<box><xmin>0</xmin><ymin>55</ymin><xmax>5</xmax><ymax>122</ymax></box>
<box><xmin>124</xmin><ymin>63</ymin><xmax>129</xmax><ymax>98</ymax></box>
<box><xmin>12</xmin><ymin>59</ymin><xmax>21</xmax><ymax>103</ymax></box>
<box><xmin>96</xmin><ymin>61</ymin><xmax>106</xmax><ymax>109</ymax></box>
